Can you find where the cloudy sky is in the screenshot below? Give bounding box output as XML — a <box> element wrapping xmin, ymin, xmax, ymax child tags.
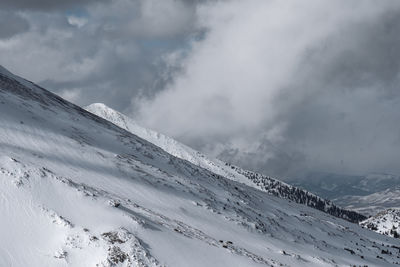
<box><xmin>1</xmin><ymin>0</ymin><xmax>400</xmax><ymax>179</ymax></box>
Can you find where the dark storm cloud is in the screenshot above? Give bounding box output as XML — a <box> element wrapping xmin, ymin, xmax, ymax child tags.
<box><xmin>0</xmin><ymin>0</ymin><xmax>106</xmax><ymax>10</ymax></box>
<box><xmin>0</xmin><ymin>12</ymin><xmax>30</xmax><ymax>39</ymax></box>
<box><xmin>0</xmin><ymin>0</ymin><xmax>199</xmax><ymax>111</ymax></box>
<box><xmin>263</xmin><ymin>7</ymin><xmax>400</xmax><ymax>177</ymax></box>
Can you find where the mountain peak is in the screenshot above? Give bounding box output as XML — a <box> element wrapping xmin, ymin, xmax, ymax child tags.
<box><xmin>86</xmin><ymin>102</ymin><xmax>110</xmax><ymax>110</ymax></box>
<box><xmin>85</xmin><ymin>103</ymin><xmax>124</xmax><ymax>119</ymax></box>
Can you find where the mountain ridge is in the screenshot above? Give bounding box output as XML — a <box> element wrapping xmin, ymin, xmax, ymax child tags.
<box><xmin>86</xmin><ymin>103</ymin><xmax>366</xmax><ymax>223</ymax></box>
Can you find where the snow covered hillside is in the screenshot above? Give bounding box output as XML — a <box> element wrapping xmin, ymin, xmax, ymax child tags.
<box><xmin>2</xmin><ymin>65</ymin><xmax>400</xmax><ymax>266</ymax></box>
<box><xmin>86</xmin><ymin>103</ymin><xmax>366</xmax><ymax>223</ymax></box>
<box><xmin>85</xmin><ymin>103</ymin><xmax>239</xmax><ymax>184</ymax></box>
<box><xmin>361</xmin><ymin>209</ymin><xmax>400</xmax><ymax>239</ymax></box>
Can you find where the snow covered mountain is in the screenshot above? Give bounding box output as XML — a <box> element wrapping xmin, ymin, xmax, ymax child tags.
<box><xmin>86</xmin><ymin>103</ymin><xmax>366</xmax><ymax>223</ymax></box>
<box><xmin>338</xmin><ymin>187</ymin><xmax>400</xmax><ymax>216</ymax></box>
<box><xmin>2</xmin><ymin>65</ymin><xmax>400</xmax><ymax>266</ymax></box>
<box><xmin>289</xmin><ymin>172</ymin><xmax>400</xmax><ymax>216</ymax></box>
<box><xmin>361</xmin><ymin>209</ymin><xmax>400</xmax><ymax>239</ymax></box>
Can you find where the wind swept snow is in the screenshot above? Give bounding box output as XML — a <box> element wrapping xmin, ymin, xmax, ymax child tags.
<box><xmin>1</xmin><ymin>66</ymin><xmax>400</xmax><ymax>266</ymax></box>
<box><xmin>86</xmin><ymin>103</ymin><xmax>366</xmax><ymax>224</ymax></box>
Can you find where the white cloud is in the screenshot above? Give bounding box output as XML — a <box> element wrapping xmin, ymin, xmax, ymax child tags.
<box><xmin>138</xmin><ymin>0</ymin><xmax>400</xmax><ymax>178</ymax></box>
<box><xmin>67</xmin><ymin>16</ymin><xmax>88</xmax><ymax>28</ymax></box>
<box><xmin>59</xmin><ymin>88</ymin><xmax>82</xmax><ymax>103</ymax></box>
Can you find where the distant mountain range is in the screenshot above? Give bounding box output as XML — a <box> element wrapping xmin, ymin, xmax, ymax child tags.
<box><xmin>288</xmin><ymin>172</ymin><xmax>400</xmax><ymax>216</ymax></box>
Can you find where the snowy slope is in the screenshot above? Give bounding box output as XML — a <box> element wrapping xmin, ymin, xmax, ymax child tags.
<box><xmin>85</xmin><ymin>103</ymin><xmax>241</xmax><ymax>184</ymax></box>
<box><xmin>86</xmin><ymin>103</ymin><xmax>366</xmax><ymax>223</ymax></box>
<box><xmin>1</xmin><ymin>66</ymin><xmax>400</xmax><ymax>266</ymax></box>
<box><xmin>361</xmin><ymin>209</ymin><xmax>400</xmax><ymax>239</ymax></box>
